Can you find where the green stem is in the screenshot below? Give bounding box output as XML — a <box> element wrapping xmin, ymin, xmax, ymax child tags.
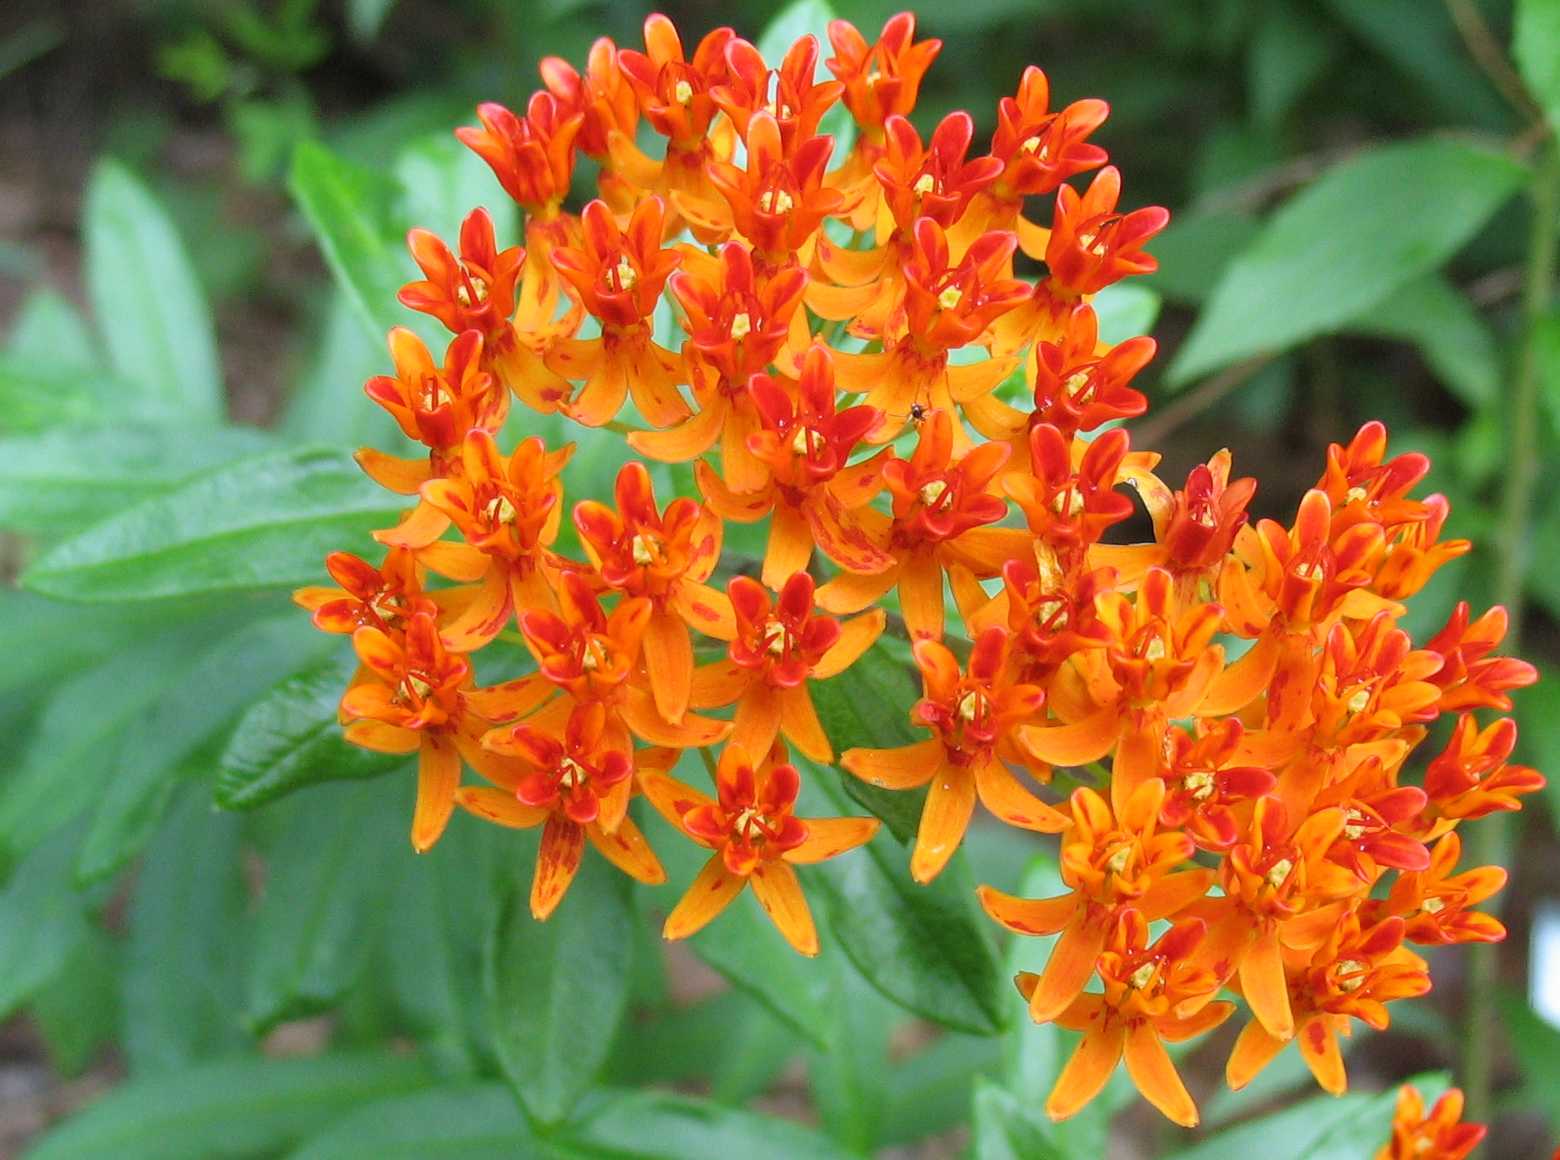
<box><xmin>1462</xmin><ymin>143</ymin><xmax>1558</xmax><ymax>1134</ymax></box>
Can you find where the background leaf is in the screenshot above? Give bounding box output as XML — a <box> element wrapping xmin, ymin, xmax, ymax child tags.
<box><xmin>1515</xmin><ymin>0</ymin><xmax>1560</xmax><ymax>138</ymax></box>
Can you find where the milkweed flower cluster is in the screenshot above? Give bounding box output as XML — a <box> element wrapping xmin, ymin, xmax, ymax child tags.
<box><xmin>297</xmin><ymin>10</ymin><xmax>1543</xmax><ymax>1130</ymax></box>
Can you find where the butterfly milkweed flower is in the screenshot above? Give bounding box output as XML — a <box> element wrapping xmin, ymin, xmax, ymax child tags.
<box><xmin>641</xmin><ymin>744</ymin><xmax>878</xmax><ymax>955</ymax></box>
<box><xmin>1376</xmin><ymin>1085</ymin><xmax>1485</xmax><ymax>1160</ymax></box>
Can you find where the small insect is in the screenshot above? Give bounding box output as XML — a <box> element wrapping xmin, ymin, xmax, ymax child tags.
<box><xmin>909</xmin><ymin>403</ymin><xmax>927</xmax><ymax>424</ymax></box>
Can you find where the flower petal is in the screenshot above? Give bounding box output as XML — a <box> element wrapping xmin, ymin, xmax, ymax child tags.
<box><xmin>812</xmin><ymin>608</ymin><xmax>886</xmax><ymax>679</ymax></box>
<box><xmin>778</xmin><ymin>686</ymin><xmax>833</xmax><ymax>763</ymax></box>
<box><xmin>1123</xmin><ymin>1022</ymin><xmax>1199</xmax><ymax>1127</ymax></box>
<box><xmin>454</xmin><ymin>785</ymin><xmax>549</xmax><ymax>829</ymax></box>
<box><xmin>586</xmin><ymin>815</ymin><xmax>666</xmax><ymax>884</ymax></box>
<box><xmin>1016</xmin><ymin>708</ymin><xmax>1120</xmax><ymax>768</ymax></box>
<box><xmin>1239</xmin><ymin>926</ymin><xmax>1294</xmax><ymax>1041</ymax></box>
<box><xmin>910</xmin><ymin>767</ymin><xmax>976</xmax><ymax>883</ymax></box>
<box><xmin>643</xmin><ymin>609</ymin><xmax>694</xmax><ymax>723</ymax></box>
<box><xmin>750</xmin><ymin>861</ymin><xmax>820</xmax><ymax>956</ymax></box>
<box><xmin>1225</xmin><ymin>1016</ymin><xmax>1287</xmax><ymax>1091</ymax></box>
<box><xmin>1029</xmin><ymin>917</ymin><xmax>1106</xmax><ymax>1024</ymax></box>
<box><xmin>531</xmin><ymin>815</ymin><xmax>586</xmax><ymax>920</ymax></box>
<box><xmin>784</xmin><ymin>816</ymin><xmax>879</xmax><ymax>864</ymax></box>
<box><xmin>976</xmin><ymin>886</ymin><xmax>1076</xmax><ymax>936</ymax></box>
<box><xmin>731</xmin><ymin>684</ymin><xmax>784</xmax><ymax>759</ymax></box>
<box><xmin>841</xmin><ymin>738</ymin><xmax>944</xmax><ymax>789</ymax></box>
<box><xmin>411</xmin><ymin>733</ymin><xmax>461</xmax><ymax>853</ymax></box>
<box><xmin>663</xmin><ymin>854</ymin><xmax>747</xmax><ymax>940</ymax></box>
<box><xmin>974</xmin><ymin>757</ymin><xmax>1068</xmax><ymax>832</ymax></box>
<box><xmin>1045</xmin><ymin>1019</ymin><xmax>1126</xmax><ymax>1123</ymax></box>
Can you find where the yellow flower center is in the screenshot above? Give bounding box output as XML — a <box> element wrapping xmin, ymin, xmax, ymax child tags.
<box><xmin>673</xmin><ymin>79</ymin><xmax>694</xmax><ymax>105</ymax></box>
<box><xmin>1422</xmin><ymin>896</ymin><xmax>1445</xmax><ymax>914</ymax></box>
<box><xmin>763</xmin><ymin>620</ymin><xmax>789</xmax><ymax>657</ymax></box>
<box><xmin>1346</xmin><ymin>687</ymin><xmax>1370</xmax><ymax>713</ymax></box>
<box><xmin>937</xmin><ymin>285</ymin><xmax>963</xmax><ymax>310</ymax></box>
<box><xmin>1129</xmin><ymin>961</ymin><xmax>1157</xmax><ymax>990</ymax></box>
<box><xmin>1342</xmin><ymin>807</ymin><xmax>1368</xmax><ymax>841</ymax></box>
<box><xmin>1265</xmin><ymin>858</ymin><xmax>1294</xmax><ymax>889</ymax></box>
<box><xmin>1345</xmin><ymin>485</ymin><xmax>1368</xmax><ymax>503</ymax></box>
<box><xmin>1065</xmin><ymin>370</ymin><xmax>1093</xmax><ymax>401</ymax></box>
<box><xmin>1184</xmin><ymin>770</ymin><xmax>1215</xmax><ymax>801</ymax></box>
<box><xmin>733</xmin><ymin>806</ymin><xmax>766</xmax><ymax>840</ymax></box>
<box><xmin>1106</xmin><ymin>846</ymin><xmax>1132</xmax><ymax>875</ymax></box>
<box><xmin>1143</xmin><ymin>637</ymin><xmax>1167</xmax><ymax>662</ymax></box>
<box><xmin>402</xmin><ymin>674</ymin><xmax>433</xmax><ymax>701</ymax></box>
<box><xmin>558</xmin><ymin>757</ymin><xmax>587</xmax><ymax>789</ymax></box>
<box><xmin>1335</xmin><ymin>959</ymin><xmax>1366</xmax><ymax>992</ymax></box>
<box><xmin>791</xmin><ymin>426</ymin><xmax>817</xmax><ymax>455</ymax></box>
<box><xmin>919</xmin><ymin>479</ymin><xmax>950</xmax><ymax>507</ymax></box>
<box><xmin>1051</xmin><ymin>489</ymin><xmax>1085</xmax><ymax>516</ymax></box>
<box><xmin>956</xmin><ymin>690</ymin><xmax>983</xmax><ymax>722</ymax></box>
<box><xmin>913</xmin><ymin>173</ymin><xmax>937</xmax><ymax>195</ymax></box>
<box><xmin>1293</xmin><ymin>560</ymin><xmax>1325</xmax><ymax>582</ymax></box>
<box><xmin>729</xmin><ymin>311</ymin><xmax>752</xmax><ymax>340</ymax></box>
<box><xmin>759</xmin><ymin>188</ymin><xmax>794</xmax><ymax>215</ymax></box>
<box><xmin>485</xmin><ymin>495</ymin><xmax>518</xmax><ymax>525</ymax></box>
<box><xmin>631</xmin><ymin>533</ymin><xmax>658</xmax><ymax>566</ymax></box>
<box><xmin>613</xmin><ymin>255</ymin><xmax>637</xmax><ymax>291</ymax></box>
<box><xmin>419</xmin><ymin>375</ymin><xmax>448</xmax><ymax>410</ymax></box>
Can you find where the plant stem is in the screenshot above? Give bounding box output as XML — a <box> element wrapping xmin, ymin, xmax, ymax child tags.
<box><xmin>1462</xmin><ymin>142</ymin><xmax>1559</xmax><ymax>1134</ymax></box>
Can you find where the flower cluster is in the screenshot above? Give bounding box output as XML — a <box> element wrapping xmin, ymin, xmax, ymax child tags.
<box><xmin>298</xmin><ymin>10</ymin><xmax>1542</xmax><ymax>1130</ymax></box>
<box><xmin>1377</xmin><ymin>1085</ymin><xmax>1485</xmax><ymax>1160</ymax></box>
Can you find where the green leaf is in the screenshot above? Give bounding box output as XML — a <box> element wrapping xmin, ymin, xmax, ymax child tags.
<box><xmin>1247</xmin><ymin>0</ymin><xmax>1337</xmax><ymax>130</ymax></box>
<box><xmin>1360</xmin><ymin>274</ymin><xmax>1499</xmax><ymax>408</ymax></box>
<box><xmin>6</xmin><ymin>287</ymin><xmax>98</xmax><ymax>371</ymax></box>
<box><xmin>0</xmin><ymin>425</ymin><xmax>274</xmax><ymax>535</ymax></box>
<box><xmin>1498</xmin><ymin>989</ymin><xmax>1560</xmax><ymax>1127</ymax></box>
<box><xmin>123</xmin><ymin>787</ymin><xmax>251</xmax><ymax>1074</ymax></box>
<box><xmin>806</xmin><ymin>952</ymin><xmax>895</xmax><ymax>1151</ymax></box>
<box><xmin>0</xmin><ymin>619</ymin><xmax>228</xmax><ymax>870</ymax></box>
<box><xmin>289</xmin><ymin>1084</ymin><xmax>534</xmax><ymax>1159</ymax></box>
<box><xmin>1140</xmin><ymin>210</ymin><xmax>1262</xmax><ymax>305</ymax></box>
<box><xmin>289</xmin><ymin>140</ymin><xmax>441</xmax><ymax>349</ymax></box>
<box><xmin>563</xmin><ymin>1090</ymin><xmax>854</xmax><ymax>1160</ymax></box>
<box><xmin>811</xmin><ymin>779</ymin><xmax>1009</xmax><ymax>1036</ymax></box>
<box><xmin>347</xmin><ymin>0</ymin><xmax>400</xmax><ymax>43</ymax></box>
<box><xmin>76</xmin><ymin>615</ymin><xmax>330</xmax><ymax>884</ymax></box>
<box><xmin>1092</xmin><ymin>282</ymin><xmax>1162</xmax><ymax>344</ymax></box>
<box><xmin>394</xmin><ymin>133</ymin><xmax>517</xmax><ymax>251</ymax></box>
<box><xmin>0</xmin><ymin>591</ymin><xmax>191</xmax><ymax>700</ymax></box>
<box><xmin>83</xmin><ymin>159</ymin><xmax>223</xmax><ymax>422</ymax></box>
<box><xmin>758</xmin><ymin>0</ymin><xmax>836</xmax><ymax>66</ymax></box>
<box><xmin>0</xmin><ymin>353</ymin><xmax>128</xmax><ymax>435</ymax></box>
<box><xmin>281</xmin><ymin>291</ymin><xmax>404</xmax><ymax>448</ymax></box>
<box><xmin>485</xmin><ymin>858</ymin><xmax>635</xmax><ymax>1123</ymax></box>
<box><xmin>21</xmin><ymin>1052</ymin><xmax>431</xmax><ymax>1160</ymax></box>
<box><xmin>1170</xmin><ymin>140</ymin><xmax>1526</xmax><ymax>384</ymax></box>
<box><xmin>23</xmin><ymin>446</ymin><xmax>406</xmax><ymax>603</ymax></box>
<box><xmin>1515</xmin><ymin>0</ymin><xmax>1560</xmax><ymax>138</ymax></box>
<box><xmin>879</xmin><ymin>1031</ymin><xmax>1003</xmax><ymax>1146</ymax></box>
<box><xmin>971</xmin><ymin>1079</ymin><xmax>1066</xmax><ymax>1160</ymax></box>
<box><xmin>29</xmin><ymin>929</ymin><xmax>119</xmax><ymax>1076</ymax></box>
<box><xmin>244</xmin><ymin>779</ymin><xmax>406</xmax><ymax>1031</ymax></box>
<box><xmin>0</xmin><ymin>827</ymin><xmax>92</xmax><ymax>1020</ymax></box>
<box><xmin>216</xmin><ymin>647</ymin><xmax>408</xmax><ymax>811</ymax></box>
<box><xmin>810</xmin><ymin>640</ymin><xmax>926</xmax><ymax>842</ymax></box>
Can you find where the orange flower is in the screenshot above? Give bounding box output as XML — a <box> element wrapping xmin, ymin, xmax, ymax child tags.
<box><xmin>546</xmin><ymin>197</ymin><xmax>687</xmax><ymax>428</ymax></box>
<box><xmin>540</xmin><ymin>37</ymin><xmax>638</xmax><ymax>162</ymax></box>
<box><xmin>1376</xmin><ymin>1085</ymin><xmax>1485</xmax><ymax>1160</ymax></box>
<box><xmin>843</xmin><ymin>627</ymin><xmax>1066</xmax><ymax>883</ymax></box>
<box><xmin>817</xmin><ymin>408</ymin><xmax>1025</xmax><ymax>642</ymax></box>
<box><xmin>711</xmin><ymin>34</ymin><xmax>844</xmax><ymax>153</ymax></box>
<box><xmin>826</xmin><ymin>12</ymin><xmax>941</xmax><ymax>143</ymax></box>
<box><xmin>340</xmin><ymin>607</ymin><xmax>511</xmax><ymax>852</ymax></box>
<box><xmin>573</xmin><ymin>462</ymin><xmax>735</xmax><ymax>724</ymax></box>
<box><xmin>1005</xmin><ymin>423</ymin><xmax>1135</xmax><ymax>572</ymax></box>
<box><xmin>628</xmin><ymin>243</ymin><xmax>808</xmax><ymax>492</ymax></box>
<box><xmin>457</xmin><ymin>701</ymin><xmax>666</xmax><ymax>918</ymax></box>
<box><xmin>979</xmin><ymin>778</ymin><xmax>1212</xmax><ymax>1022</ymax></box>
<box><xmin>641</xmin><ymin>743</ymin><xmax>878</xmax><ymax>955</ymax></box>
<box><xmin>1045</xmin><ymin>165</ymin><xmax>1168</xmax><ymax>296</ymax></box>
<box><xmin>697</xmin><ymin>115</ymin><xmax>844</xmax><ymax>264</ymax></box>
<box><xmin>1033</xmin><ymin>911</ymin><xmax>1231</xmax><ymax>1127</ymax></box>
<box><xmin>381</xmin><ymin>430</ymin><xmax>571</xmax><ymax>652</ymax></box>
<box><xmin>1155</xmin><ymin>450</ymin><xmax>1257</xmax><ymax>580</ymax></box>
<box><xmin>361</xmin><ymin>328</ymin><xmax>504</xmax><ymax>481</ymax></box>
<box><xmin>457</xmin><ymin>95</ymin><xmax>581</xmax><ymax>217</ymax></box>
<box><xmin>1157</xmin><ymin>719</ymin><xmax>1277</xmax><ymax>852</ymax></box>
<box><xmin>987</xmin><ymin>67</ymin><xmax>1109</xmax><ymax>207</ymax></box>
<box><xmin>1422</xmin><ymin>602</ymin><xmax>1538</xmax><ymax>713</ymax></box>
<box><xmin>690</xmin><ymin>571</ymin><xmax>884</xmax><ymax>762</ymax></box>
<box><xmin>1226</xmin><ymin>914</ymin><xmax>1429</xmax><ymax>1095</ymax></box>
<box><xmin>294</xmin><ymin>548</ymin><xmax>425</xmax><ymax>635</ymax></box>
<box><xmin>1364</xmin><ymin>831</ymin><xmax>1507</xmax><ymax>945</ymax></box>
<box><xmin>1422</xmin><ymin>713</ymin><xmax>1545</xmax><ymax>824</ymax></box>
<box><xmin>695</xmin><ymin>345</ymin><xmax>891</xmax><ymax>586</ymax></box>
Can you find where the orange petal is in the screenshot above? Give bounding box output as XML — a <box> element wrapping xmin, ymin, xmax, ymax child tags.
<box><xmin>1030</xmin><ymin>917</ymin><xmax>1106</xmax><ymax>1024</ymax></box>
<box><xmin>1016</xmin><ymin>708</ymin><xmax>1120</xmax><ymax>768</ymax></box>
<box><xmin>663</xmin><ymin>853</ymin><xmax>746</xmax><ymax>940</ymax></box>
<box><xmin>670</xmin><ymin>581</ymin><xmax>736</xmax><ymax>641</ymax></box>
<box><xmin>689</xmin><ymin>658</ymin><xmax>748</xmax><ymax>709</ymax></box>
<box><xmin>355</xmin><ymin>447</ymin><xmax>432</xmax><ymax>495</ymax></box>
<box><xmin>637</xmin><ymin>768</ymin><xmax>716</xmax><ymax>839</ymax></box>
<box><xmin>731</xmin><ymin>684</ymin><xmax>784</xmax><ymax>759</ymax></box>
<box><xmin>1239</xmin><ymin>926</ymin><xmax>1294</xmax><ymax>1041</ymax></box>
<box><xmin>1225</xmin><ymin>1016</ymin><xmax>1287</xmax><ymax>1091</ymax></box>
<box><xmin>1138</xmin><ymin>869</ymin><xmax>1214</xmax><ymax>921</ymax></box>
<box><xmin>587</xmin><ymin>814</ymin><xmax>666</xmax><ymax>884</ymax></box>
<box><xmin>977</xmin><ymin>886</ymin><xmax>1076</xmax><ymax>936</ymax></box>
<box><xmin>454</xmin><ymin>785</ymin><xmax>549</xmax><ymax>829</ymax></box>
<box><xmin>779</xmin><ymin>685</ymin><xmax>832</xmax><ymax>763</ymax></box>
<box><xmin>898</xmin><ymin>557</ymin><xmax>945</xmax><ymax>642</ymax></box>
<box><xmin>1123</xmin><ymin>1022</ymin><xmax>1199</xmax><ymax>1127</ymax></box>
<box><xmin>762</xmin><ymin>504</ymin><xmax>814</xmax><ymax>590</ymax></box>
<box><xmin>531</xmin><ymin>815</ymin><xmax>586</xmax><ymax>920</ymax></box>
<box><xmin>438</xmin><ymin>567</ymin><xmax>513</xmax><ymax>652</ymax></box>
<box><xmin>1298</xmin><ymin>1016</ymin><xmax>1347</xmax><ymax>1095</ymax></box>
<box><xmin>628</xmin><ymin>397</ymin><xmax>727</xmax><ymax>462</ymax></box>
<box><xmin>1157</xmin><ymin>999</ymin><xmax>1235</xmax><ymax>1043</ymax></box>
<box><xmin>416</xmin><ymin>539</ymin><xmax>489</xmax><ymax>582</ymax></box>
<box><xmin>643</xmin><ymin>609</ymin><xmax>693</xmax><ymax>723</ymax></box>
<box><xmin>812</xmin><ymin>608</ymin><xmax>886</xmax><ymax>679</ymax></box>
<box><xmin>343</xmin><ymin>720</ymin><xmax>419</xmax><ymax>754</ymax></box>
<box><xmin>784</xmin><ymin>816</ymin><xmax>879</xmax><ymax>864</ymax></box>
<box><xmin>1045</xmin><ymin>1019</ymin><xmax>1126</xmax><ymax>1123</ymax></box>
<box><xmin>1199</xmin><ymin>632</ymin><xmax>1279</xmax><ymax>717</ymax></box>
<box><xmin>815</xmin><ymin>560</ymin><xmax>900</xmax><ymax>614</ymax></box>
<box><xmin>464</xmin><ymin>674</ymin><xmax>555</xmax><ymax>724</ymax></box>
<box><xmin>620</xmin><ymin>687</ymin><xmax>732</xmax><ymax>747</ymax></box>
<box><xmin>974</xmin><ymin>757</ymin><xmax>1068</xmax><ymax>832</ymax></box>
<box><xmin>374</xmin><ymin>499</ymin><xmax>451</xmax><ymax>549</ymax></box>
<box><xmin>842</xmin><ymin>738</ymin><xmax>943</xmax><ymax>789</ymax></box>
<box><xmin>750</xmin><ymin>860</ymin><xmax>820</xmax><ymax>956</ymax></box>
<box><xmin>910</xmin><ymin>766</ymin><xmax>975</xmax><ymax>883</ymax></box>
<box><xmin>411</xmin><ymin>733</ymin><xmax>461</xmax><ymax>853</ymax></box>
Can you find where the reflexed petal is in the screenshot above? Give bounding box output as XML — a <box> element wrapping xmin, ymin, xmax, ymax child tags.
<box><xmin>671</xmin><ymin>581</ymin><xmax>737</xmax><ymax>640</ymax></box>
<box><xmin>731</xmin><ymin>685</ymin><xmax>784</xmax><ymax>759</ymax></box>
<box><xmin>1225</xmin><ymin>1016</ymin><xmax>1287</xmax><ymax>1091</ymax></box>
<box><xmin>373</xmin><ymin>499</ymin><xmax>451</xmax><ymax>549</ymax></box>
<box><xmin>587</xmin><ymin>815</ymin><xmax>666</xmax><ymax>884</ymax></box>
<box><xmin>355</xmin><ymin>448</ymin><xmax>432</xmax><ymax>495</ymax></box>
<box><xmin>643</xmin><ymin>610</ymin><xmax>694</xmax><ymax>723</ymax></box>
<box><xmin>1239</xmin><ymin>927</ymin><xmax>1294</xmax><ymax>1041</ymax></box>
<box><xmin>750</xmin><ymin>861</ymin><xmax>819</xmax><ymax>956</ymax></box>
<box><xmin>629</xmin><ymin>398</ymin><xmax>728</xmax><ymax>462</ymax></box>
<box><xmin>1123</xmin><ymin>1023</ymin><xmax>1198</xmax><ymax>1127</ymax></box>
<box><xmin>1298</xmin><ymin>1017</ymin><xmax>1346</xmax><ymax>1095</ymax></box>
<box><xmin>438</xmin><ymin>566</ymin><xmax>513</xmax><ymax>652</ymax></box>
<box><xmin>1045</xmin><ymin>1020</ymin><xmax>1126</xmax><ymax>1123</ymax></box>
<box><xmin>898</xmin><ymin>558</ymin><xmax>945</xmax><ymax>642</ymax></box>
<box><xmin>663</xmin><ymin>854</ymin><xmax>747</xmax><ymax>940</ymax></box>
<box><xmin>762</xmin><ymin>504</ymin><xmax>815</xmax><ymax>590</ymax></box>
<box><xmin>842</xmin><ymin>739</ymin><xmax>943</xmax><ymax>789</ymax></box>
<box><xmin>910</xmin><ymin>768</ymin><xmax>977</xmax><ymax>883</ymax></box>
<box><xmin>638</xmin><ymin>768</ymin><xmax>716</xmax><ymax>840</ymax></box>
<box><xmin>417</xmin><ymin>539</ymin><xmax>490</xmax><ymax>581</ymax></box>
<box><xmin>1029</xmin><ymin>917</ymin><xmax>1106</xmax><ymax>1023</ymax></box>
<box><xmin>1017</xmin><ymin>708</ymin><xmax>1120</xmax><ymax>767</ymax></box>
<box><xmin>977</xmin><ymin>886</ymin><xmax>1076</xmax><ymax>936</ymax></box>
<box><xmin>778</xmin><ymin>686</ymin><xmax>833</xmax><ymax>763</ymax></box>
<box><xmin>531</xmin><ymin>815</ymin><xmax>586</xmax><ymax>920</ymax></box>
<box><xmin>812</xmin><ymin>608</ymin><xmax>886</xmax><ymax>679</ymax></box>
<box><xmin>621</xmin><ymin>687</ymin><xmax>733</xmax><ymax>747</ymax></box>
<box><xmin>343</xmin><ymin>720</ymin><xmax>419</xmax><ymax>754</ymax></box>
<box><xmin>411</xmin><ymin>733</ymin><xmax>462</xmax><ymax>853</ymax></box>
<box><xmin>689</xmin><ymin>658</ymin><xmax>748</xmax><ymax>709</ymax></box>
<box><xmin>454</xmin><ymin>785</ymin><xmax>549</xmax><ymax>829</ymax></box>
<box><xmin>785</xmin><ymin>816</ymin><xmax>878</xmax><ymax>864</ymax></box>
<box><xmin>974</xmin><ymin>758</ymin><xmax>1068</xmax><ymax>832</ymax></box>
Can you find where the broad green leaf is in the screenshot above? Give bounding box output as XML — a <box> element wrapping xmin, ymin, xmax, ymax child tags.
<box><xmin>1247</xmin><ymin>0</ymin><xmax>1337</xmax><ymax>130</ymax></box>
<box><xmin>812</xmin><ymin>774</ymin><xmax>1009</xmax><ymax>1036</ymax></box>
<box><xmin>76</xmin><ymin>615</ymin><xmax>330</xmax><ymax>883</ymax></box>
<box><xmin>6</xmin><ymin>287</ymin><xmax>98</xmax><ymax>371</ymax></box>
<box><xmin>22</xmin><ymin>1052</ymin><xmax>431</xmax><ymax>1160</ymax></box>
<box><xmin>394</xmin><ymin>132</ymin><xmax>517</xmax><ymax>250</ymax></box>
<box><xmin>641</xmin><ymin>797</ymin><xmax>833</xmax><ymax>1049</ymax></box>
<box><xmin>1140</xmin><ymin>210</ymin><xmax>1261</xmax><ymax>305</ymax></box>
<box><xmin>29</xmin><ymin>929</ymin><xmax>119</xmax><ymax>1076</ymax></box>
<box><xmin>244</xmin><ymin>778</ymin><xmax>405</xmax><ymax>1031</ymax></box>
<box><xmin>0</xmin><ymin>827</ymin><xmax>92</xmax><ymax>1020</ymax></box>
<box><xmin>124</xmin><ymin>787</ymin><xmax>251</xmax><ymax>1074</ymax></box>
<box><xmin>1362</xmin><ymin>275</ymin><xmax>1499</xmax><ymax>408</ymax></box>
<box><xmin>563</xmin><ymin>1090</ymin><xmax>854</xmax><ymax>1160</ymax></box>
<box><xmin>288</xmin><ymin>1084</ymin><xmax>533</xmax><ymax>1159</ymax></box>
<box><xmin>758</xmin><ymin>0</ymin><xmax>836</xmax><ymax>67</ymax></box>
<box><xmin>281</xmin><ymin>291</ymin><xmax>403</xmax><ymax>448</ymax></box>
<box><xmin>0</xmin><ymin>591</ymin><xmax>194</xmax><ymax>699</ymax></box>
<box><xmin>216</xmin><ymin>647</ymin><xmax>408</xmax><ymax>811</ymax></box>
<box><xmin>806</xmin><ymin>952</ymin><xmax>895</xmax><ymax>1151</ymax></box>
<box><xmin>972</xmin><ymin>1079</ymin><xmax>1066</xmax><ymax>1160</ymax></box>
<box><xmin>1092</xmin><ymin>282</ymin><xmax>1161</xmax><ymax>344</ymax></box>
<box><xmin>0</xmin><ymin>425</ymin><xmax>274</xmax><ymax>535</ymax></box>
<box><xmin>1498</xmin><ymin>990</ymin><xmax>1560</xmax><ymax>1127</ymax></box>
<box><xmin>1167</xmin><ymin>1091</ymin><xmax>1372</xmax><ymax>1160</ymax></box>
<box><xmin>1515</xmin><ymin>0</ymin><xmax>1560</xmax><ymax>138</ymax></box>
<box><xmin>810</xmin><ymin>640</ymin><xmax>926</xmax><ymax>842</ymax></box>
<box><xmin>1170</xmin><ymin>140</ymin><xmax>1526</xmax><ymax>384</ymax></box>
<box><xmin>289</xmin><ymin>140</ymin><xmax>441</xmax><ymax>349</ymax></box>
<box><xmin>0</xmin><ymin>619</ymin><xmax>228</xmax><ymax>870</ymax></box>
<box><xmin>23</xmin><ymin>446</ymin><xmax>406</xmax><ymax>603</ymax></box>
<box><xmin>486</xmin><ymin>858</ymin><xmax>635</xmax><ymax>1123</ymax></box>
<box><xmin>878</xmin><ymin>1031</ymin><xmax>1003</xmax><ymax>1146</ymax></box>
<box><xmin>83</xmin><ymin>159</ymin><xmax>223</xmax><ymax>422</ymax></box>
<box><xmin>0</xmin><ymin>354</ymin><xmax>126</xmax><ymax>434</ymax></box>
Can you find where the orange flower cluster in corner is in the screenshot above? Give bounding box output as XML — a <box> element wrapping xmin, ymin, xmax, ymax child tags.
<box><xmin>297</xmin><ymin>9</ymin><xmax>1543</xmax><ymax>1129</ymax></box>
<box><xmin>1377</xmin><ymin>1085</ymin><xmax>1485</xmax><ymax>1160</ymax></box>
